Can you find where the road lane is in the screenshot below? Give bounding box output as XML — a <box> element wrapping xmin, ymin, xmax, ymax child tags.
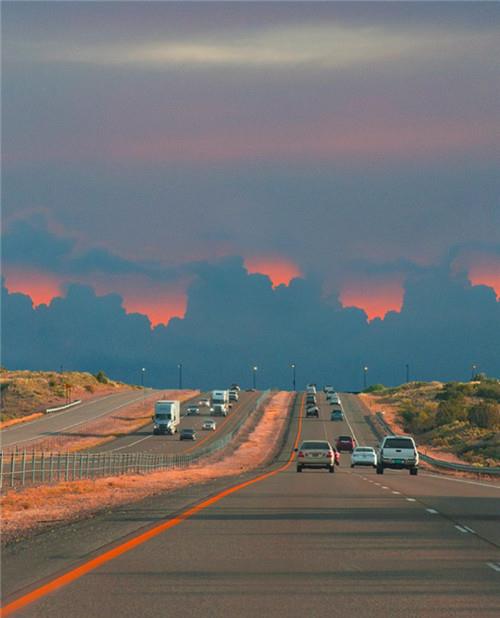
<box><xmin>3</xmin><ymin>392</ymin><xmax>499</xmax><ymax>617</ymax></box>
<box><xmin>0</xmin><ymin>390</ymin><xmax>156</xmax><ymax>449</ymax></box>
<box><xmin>87</xmin><ymin>391</ymin><xmax>261</xmax><ymax>456</ymax></box>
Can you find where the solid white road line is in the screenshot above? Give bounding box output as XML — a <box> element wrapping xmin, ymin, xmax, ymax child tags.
<box><xmin>486</xmin><ymin>562</ymin><xmax>500</xmax><ymax>572</ymax></box>
<box><xmin>5</xmin><ymin>395</ymin><xmax>147</xmax><ymax>447</ymax></box>
<box><xmin>421</xmin><ymin>473</ymin><xmax>500</xmax><ymax>490</ymax></box>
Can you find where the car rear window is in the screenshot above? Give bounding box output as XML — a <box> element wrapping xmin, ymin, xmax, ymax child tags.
<box><xmin>339</xmin><ymin>436</ymin><xmax>352</xmax><ymax>441</ymax></box>
<box><xmin>301</xmin><ymin>442</ymin><xmax>330</xmax><ymax>450</ymax></box>
<box><xmin>355</xmin><ymin>447</ymin><xmax>373</xmax><ymax>452</ymax></box>
<box><xmin>384</xmin><ymin>438</ymin><xmax>414</xmax><ymax>449</ymax></box>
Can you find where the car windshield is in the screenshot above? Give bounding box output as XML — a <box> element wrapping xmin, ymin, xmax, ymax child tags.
<box><xmin>155</xmin><ymin>413</ymin><xmax>170</xmax><ymax>420</ymax></box>
<box><xmin>384</xmin><ymin>438</ymin><xmax>414</xmax><ymax>449</ymax></box>
<box><xmin>301</xmin><ymin>442</ymin><xmax>330</xmax><ymax>450</ymax></box>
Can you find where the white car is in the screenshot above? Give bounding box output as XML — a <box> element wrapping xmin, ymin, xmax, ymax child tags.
<box><xmin>295</xmin><ymin>440</ymin><xmax>335</xmax><ymax>473</ymax></box>
<box><xmin>198</xmin><ymin>398</ymin><xmax>210</xmax><ymax>407</ymax></box>
<box><xmin>202</xmin><ymin>419</ymin><xmax>217</xmax><ymax>431</ymax></box>
<box><xmin>351</xmin><ymin>446</ymin><xmax>377</xmax><ymax>468</ymax></box>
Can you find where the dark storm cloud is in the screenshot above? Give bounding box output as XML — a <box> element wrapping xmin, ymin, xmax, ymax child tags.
<box><xmin>3</xmin><ymin>260</ymin><xmax>499</xmax><ymax>389</ymax></box>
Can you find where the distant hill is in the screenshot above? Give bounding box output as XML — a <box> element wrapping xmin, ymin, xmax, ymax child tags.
<box><xmin>0</xmin><ymin>369</ymin><xmax>135</xmax><ymax>427</ymax></box>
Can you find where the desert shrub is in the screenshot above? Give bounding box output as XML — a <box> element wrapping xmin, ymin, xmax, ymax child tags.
<box><xmin>435</xmin><ymin>382</ymin><xmax>473</xmax><ymax>401</ymax></box>
<box><xmin>85</xmin><ymin>384</ymin><xmax>95</xmax><ymax>393</ymax></box>
<box><xmin>95</xmin><ymin>371</ymin><xmax>109</xmax><ymax>384</ymax></box>
<box><xmin>475</xmin><ymin>382</ymin><xmax>500</xmax><ymax>402</ymax></box>
<box><xmin>468</xmin><ymin>402</ymin><xmax>500</xmax><ymax>429</ymax></box>
<box><xmin>48</xmin><ymin>379</ymin><xmax>57</xmax><ymax>388</ymax></box>
<box><xmin>435</xmin><ymin>399</ymin><xmax>468</xmax><ymax>426</ymax></box>
<box><xmin>400</xmin><ymin>403</ymin><xmax>436</xmax><ymax>433</ymax></box>
<box><xmin>364</xmin><ymin>383</ymin><xmax>385</xmax><ymax>393</ymax></box>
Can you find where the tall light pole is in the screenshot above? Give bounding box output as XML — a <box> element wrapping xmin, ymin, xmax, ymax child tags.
<box><xmin>290</xmin><ymin>363</ymin><xmax>296</xmax><ymax>391</ymax></box>
<box><xmin>141</xmin><ymin>367</ymin><xmax>146</xmax><ymax>408</ymax></box>
<box><xmin>471</xmin><ymin>364</ymin><xmax>477</xmax><ymax>380</ymax></box>
<box><xmin>405</xmin><ymin>363</ymin><xmax>410</xmax><ymax>383</ymax></box>
<box><xmin>363</xmin><ymin>365</ymin><xmax>368</xmax><ymax>390</ymax></box>
<box><xmin>178</xmin><ymin>363</ymin><xmax>183</xmax><ymax>389</ymax></box>
<box><xmin>252</xmin><ymin>366</ymin><xmax>258</xmax><ymax>390</ymax></box>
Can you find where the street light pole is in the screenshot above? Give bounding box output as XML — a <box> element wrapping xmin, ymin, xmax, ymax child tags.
<box><xmin>141</xmin><ymin>367</ymin><xmax>146</xmax><ymax>408</ymax></box>
<box><xmin>471</xmin><ymin>364</ymin><xmax>477</xmax><ymax>380</ymax></box>
<box><xmin>363</xmin><ymin>365</ymin><xmax>368</xmax><ymax>390</ymax></box>
<box><xmin>178</xmin><ymin>363</ymin><xmax>183</xmax><ymax>389</ymax></box>
<box><xmin>290</xmin><ymin>363</ymin><xmax>296</xmax><ymax>391</ymax></box>
<box><xmin>252</xmin><ymin>366</ymin><xmax>258</xmax><ymax>390</ymax></box>
<box><xmin>405</xmin><ymin>363</ymin><xmax>410</xmax><ymax>383</ymax></box>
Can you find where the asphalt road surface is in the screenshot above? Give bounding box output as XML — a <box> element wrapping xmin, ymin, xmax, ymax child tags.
<box><xmin>2</xmin><ymin>392</ymin><xmax>499</xmax><ymax>617</ymax></box>
<box><xmin>87</xmin><ymin>391</ymin><xmax>260</xmax><ymax>456</ymax></box>
<box><xmin>0</xmin><ymin>390</ymin><xmax>156</xmax><ymax>450</ymax></box>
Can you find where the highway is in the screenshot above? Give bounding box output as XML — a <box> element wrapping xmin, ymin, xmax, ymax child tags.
<box><xmin>2</xmin><ymin>392</ymin><xmax>499</xmax><ymax>617</ymax></box>
<box><xmin>87</xmin><ymin>391</ymin><xmax>260</xmax><ymax>456</ymax></box>
<box><xmin>0</xmin><ymin>390</ymin><xmax>156</xmax><ymax>450</ymax></box>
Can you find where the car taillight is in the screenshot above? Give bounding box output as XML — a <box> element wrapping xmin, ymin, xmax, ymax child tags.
<box><xmin>298</xmin><ymin>451</ymin><xmax>304</xmax><ymax>458</ymax></box>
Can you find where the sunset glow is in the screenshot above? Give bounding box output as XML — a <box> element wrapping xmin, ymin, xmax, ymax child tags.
<box><xmin>340</xmin><ymin>278</ymin><xmax>405</xmax><ymax>320</ymax></box>
<box><xmin>244</xmin><ymin>256</ymin><xmax>302</xmax><ymax>287</ymax></box>
<box><xmin>3</xmin><ymin>268</ymin><xmax>63</xmax><ymax>306</ymax></box>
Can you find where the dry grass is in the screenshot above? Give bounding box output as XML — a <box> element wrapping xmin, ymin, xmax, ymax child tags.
<box><xmin>0</xmin><ymin>369</ymin><xmax>134</xmax><ymax>426</ymax></box>
<box><xmin>2</xmin><ymin>390</ymin><xmax>198</xmax><ymax>454</ymax></box>
<box><xmin>1</xmin><ymin>392</ymin><xmax>293</xmax><ymax>544</ymax></box>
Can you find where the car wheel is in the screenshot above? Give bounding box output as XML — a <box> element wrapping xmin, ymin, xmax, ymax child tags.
<box><xmin>329</xmin><ymin>465</ymin><xmax>335</xmax><ymax>473</ymax></box>
<box><xmin>376</xmin><ymin>465</ymin><xmax>384</xmax><ymax>475</ymax></box>
<box><xmin>296</xmin><ymin>466</ymin><xmax>303</xmax><ymax>473</ymax></box>
<box><xmin>410</xmin><ymin>467</ymin><xmax>418</xmax><ymax>476</ymax></box>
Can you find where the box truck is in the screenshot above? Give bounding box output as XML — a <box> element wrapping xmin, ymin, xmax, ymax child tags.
<box><xmin>211</xmin><ymin>390</ymin><xmax>229</xmax><ymax>405</ymax></box>
<box><xmin>152</xmin><ymin>400</ymin><xmax>180</xmax><ymax>435</ymax></box>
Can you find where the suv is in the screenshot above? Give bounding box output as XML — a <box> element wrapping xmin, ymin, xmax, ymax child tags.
<box><xmin>336</xmin><ymin>435</ymin><xmax>356</xmax><ymax>452</ymax></box>
<box><xmin>295</xmin><ymin>440</ymin><xmax>335</xmax><ymax>473</ymax></box>
<box><xmin>377</xmin><ymin>435</ymin><xmax>419</xmax><ymax>475</ymax></box>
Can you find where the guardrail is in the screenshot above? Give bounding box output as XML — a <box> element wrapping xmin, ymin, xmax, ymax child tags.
<box><xmin>46</xmin><ymin>400</ymin><xmax>82</xmax><ymax>413</ymax></box>
<box><xmin>374</xmin><ymin>412</ymin><xmax>500</xmax><ymax>476</ymax></box>
<box><xmin>0</xmin><ymin>390</ymin><xmax>271</xmax><ymax>490</ymax></box>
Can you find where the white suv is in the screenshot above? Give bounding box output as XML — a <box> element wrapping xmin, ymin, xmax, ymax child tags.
<box><xmin>295</xmin><ymin>440</ymin><xmax>335</xmax><ymax>473</ymax></box>
<box><xmin>377</xmin><ymin>435</ymin><xmax>419</xmax><ymax>475</ymax></box>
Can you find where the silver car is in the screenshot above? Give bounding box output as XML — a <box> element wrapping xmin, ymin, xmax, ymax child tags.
<box><xmin>351</xmin><ymin>446</ymin><xmax>377</xmax><ymax>468</ymax></box>
<box><xmin>202</xmin><ymin>419</ymin><xmax>217</xmax><ymax>431</ymax></box>
<box><xmin>295</xmin><ymin>440</ymin><xmax>335</xmax><ymax>473</ymax></box>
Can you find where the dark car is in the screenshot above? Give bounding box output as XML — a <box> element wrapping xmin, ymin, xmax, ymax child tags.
<box><xmin>306</xmin><ymin>406</ymin><xmax>319</xmax><ymax>418</ymax></box>
<box><xmin>336</xmin><ymin>435</ymin><xmax>356</xmax><ymax>452</ymax></box>
<box><xmin>180</xmin><ymin>428</ymin><xmax>196</xmax><ymax>441</ymax></box>
<box><xmin>330</xmin><ymin>410</ymin><xmax>344</xmax><ymax>421</ymax></box>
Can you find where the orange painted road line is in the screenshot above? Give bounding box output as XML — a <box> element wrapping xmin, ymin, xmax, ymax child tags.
<box><xmin>1</xmin><ymin>394</ymin><xmax>303</xmax><ymax>617</ymax></box>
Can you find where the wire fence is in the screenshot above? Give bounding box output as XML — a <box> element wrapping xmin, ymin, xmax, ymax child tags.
<box><xmin>0</xmin><ymin>390</ymin><xmax>271</xmax><ymax>491</ymax></box>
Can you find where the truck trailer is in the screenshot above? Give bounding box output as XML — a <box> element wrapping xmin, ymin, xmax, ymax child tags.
<box><xmin>152</xmin><ymin>400</ymin><xmax>181</xmax><ymax>435</ymax></box>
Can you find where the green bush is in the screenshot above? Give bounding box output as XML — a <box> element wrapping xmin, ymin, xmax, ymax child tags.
<box><xmin>435</xmin><ymin>382</ymin><xmax>473</xmax><ymax>401</ymax></box>
<box><xmin>95</xmin><ymin>370</ymin><xmax>109</xmax><ymax>384</ymax></box>
<box><xmin>468</xmin><ymin>402</ymin><xmax>500</xmax><ymax>429</ymax></box>
<box><xmin>435</xmin><ymin>399</ymin><xmax>468</xmax><ymax>426</ymax></box>
<box><xmin>475</xmin><ymin>382</ymin><xmax>500</xmax><ymax>402</ymax></box>
<box><xmin>364</xmin><ymin>383</ymin><xmax>385</xmax><ymax>393</ymax></box>
<box><xmin>400</xmin><ymin>403</ymin><xmax>436</xmax><ymax>433</ymax></box>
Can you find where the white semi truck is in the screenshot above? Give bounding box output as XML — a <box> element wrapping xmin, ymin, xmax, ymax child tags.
<box><xmin>211</xmin><ymin>390</ymin><xmax>230</xmax><ymax>416</ymax></box>
<box><xmin>152</xmin><ymin>400</ymin><xmax>181</xmax><ymax>435</ymax></box>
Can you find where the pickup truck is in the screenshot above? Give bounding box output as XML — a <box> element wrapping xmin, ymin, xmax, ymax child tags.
<box><xmin>377</xmin><ymin>435</ymin><xmax>419</xmax><ymax>475</ymax></box>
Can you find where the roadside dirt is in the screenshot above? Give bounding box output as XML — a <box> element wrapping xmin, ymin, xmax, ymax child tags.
<box><xmin>1</xmin><ymin>392</ymin><xmax>294</xmax><ymax>545</ymax></box>
<box><xmin>358</xmin><ymin>392</ymin><xmax>496</xmax><ymax>477</ymax></box>
<box><xmin>1</xmin><ymin>390</ymin><xmax>198</xmax><ymax>454</ymax></box>
<box><xmin>0</xmin><ymin>370</ymin><xmax>134</xmax><ymax>428</ymax></box>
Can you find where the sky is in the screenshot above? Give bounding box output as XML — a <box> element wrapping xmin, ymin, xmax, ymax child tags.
<box><xmin>2</xmin><ymin>2</ymin><xmax>500</xmax><ymax>389</ymax></box>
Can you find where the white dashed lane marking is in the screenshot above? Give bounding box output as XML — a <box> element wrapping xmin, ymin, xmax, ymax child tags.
<box><xmin>487</xmin><ymin>562</ymin><xmax>500</xmax><ymax>573</ymax></box>
<box><xmin>426</xmin><ymin>508</ymin><xmax>439</xmax><ymax>514</ymax></box>
<box><xmin>455</xmin><ymin>525</ymin><xmax>469</xmax><ymax>533</ymax></box>
<box><xmin>406</xmin><ymin>498</ymin><xmax>416</xmax><ymax>502</ymax></box>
